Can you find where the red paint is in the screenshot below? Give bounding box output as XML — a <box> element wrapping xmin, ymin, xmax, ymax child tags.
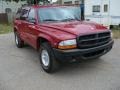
<box><xmin>14</xmin><ymin>5</ymin><xmax>109</xmax><ymax>50</ymax></box>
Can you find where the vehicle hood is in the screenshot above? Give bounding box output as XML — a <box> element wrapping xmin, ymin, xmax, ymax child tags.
<box><xmin>39</xmin><ymin>21</ymin><xmax>109</xmax><ymax>40</ymax></box>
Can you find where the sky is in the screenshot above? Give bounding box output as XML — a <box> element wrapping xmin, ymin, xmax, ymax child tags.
<box><xmin>51</xmin><ymin>0</ymin><xmax>57</xmax><ymax>2</ymax></box>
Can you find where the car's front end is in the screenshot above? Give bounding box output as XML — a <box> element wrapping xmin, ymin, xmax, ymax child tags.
<box><xmin>53</xmin><ymin>31</ymin><xmax>114</xmax><ymax>61</ymax></box>
<box><xmin>38</xmin><ymin>5</ymin><xmax>114</xmax><ymax>62</ymax></box>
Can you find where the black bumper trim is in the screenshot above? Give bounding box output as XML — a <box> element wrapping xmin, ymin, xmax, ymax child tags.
<box><xmin>53</xmin><ymin>40</ymin><xmax>114</xmax><ymax>61</ymax></box>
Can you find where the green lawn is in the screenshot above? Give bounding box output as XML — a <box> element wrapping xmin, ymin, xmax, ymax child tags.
<box><xmin>0</xmin><ymin>24</ymin><xmax>13</xmax><ymax>34</ymax></box>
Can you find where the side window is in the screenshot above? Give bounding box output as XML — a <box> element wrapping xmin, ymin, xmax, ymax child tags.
<box><xmin>27</xmin><ymin>9</ymin><xmax>36</xmax><ymax>23</ymax></box>
<box><xmin>20</xmin><ymin>9</ymin><xmax>29</xmax><ymax>20</ymax></box>
<box><xmin>28</xmin><ymin>9</ymin><xmax>35</xmax><ymax>20</ymax></box>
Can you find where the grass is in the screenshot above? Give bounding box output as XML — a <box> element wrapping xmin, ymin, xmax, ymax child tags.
<box><xmin>111</xmin><ymin>26</ymin><xmax>120</xmax><ymax>38</ymax></box>
<box><xmin>112</xmin><ymin>27</ymin><xmax>120</xmax><ymax>39</ymax></box>
<box><xmin>0</xmin><ymin>24</ymin><xmax>13</xmax><ymax>34</ymax></box>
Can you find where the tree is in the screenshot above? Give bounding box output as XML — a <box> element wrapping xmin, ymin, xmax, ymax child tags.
<box><xmin>27</xmin><ymin>0</ymin><xmax>50</xmax><ymax>4</ymax></box>
<box><xmin>5</xmin><ymin>0</ymin><xmax>50</xmax><ymax>4</ymax></box>
<box><xmin>5</xmin><ymin>0</ymin><xmax>19</xmax><ymax>3</ymax></box>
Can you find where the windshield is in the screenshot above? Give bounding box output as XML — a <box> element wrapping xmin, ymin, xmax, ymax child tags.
<box><xmin>38</xmin><ymin>6</ymin><xmax>81</xmax><ymax>23</ymax></box>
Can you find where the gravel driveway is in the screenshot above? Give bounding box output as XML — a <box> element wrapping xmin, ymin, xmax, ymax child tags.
<box><xmin>0</xmin><ymin>33</ymin><xmax>120</xmax><ymax>90</ymax></box>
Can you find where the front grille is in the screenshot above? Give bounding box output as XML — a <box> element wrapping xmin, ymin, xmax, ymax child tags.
<box><xmin>77</xmin><ymin>31</ymin><xmax>111</xmax><ymax>49</ymax></box>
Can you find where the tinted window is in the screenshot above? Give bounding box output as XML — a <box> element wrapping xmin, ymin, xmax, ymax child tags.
<box><xmin>20</xmin><ymin>9</ymin><xmax>29</xmax><ymax>20</ymax></box>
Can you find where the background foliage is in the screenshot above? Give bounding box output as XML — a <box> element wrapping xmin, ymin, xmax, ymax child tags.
<box><xmin>4</xmin><ymin>0</ymin><xmax>50</xmax><ymax>4</ymax></box>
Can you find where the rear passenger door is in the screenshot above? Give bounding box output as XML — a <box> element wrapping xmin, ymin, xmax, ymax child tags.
<box><xmin>14</xmin><ymin>8</ymin><xmax>24</xmax><ymax>39</ymax></box>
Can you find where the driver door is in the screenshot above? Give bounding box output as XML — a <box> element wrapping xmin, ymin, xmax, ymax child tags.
<box><xmin>25</xmin><ymin>8</ymin><xmax>39</xmax><ymax>49</ymax></box>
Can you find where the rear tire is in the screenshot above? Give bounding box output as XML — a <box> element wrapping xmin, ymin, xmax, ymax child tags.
<box><xmin>39</xmin><ymin>42</ymin><xmax>60</xmax><ymax>73</ymax></box>
<box><xmin>14</xmin><ymin>32</ymin><xmax>24</xmax><ymax>48</ymax></box>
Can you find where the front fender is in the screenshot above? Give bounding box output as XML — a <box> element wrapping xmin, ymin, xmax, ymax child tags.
<box><xmin>38</xmin><ymin>33</ymin><xmax>59</xmax><ymax>48</ymax></box>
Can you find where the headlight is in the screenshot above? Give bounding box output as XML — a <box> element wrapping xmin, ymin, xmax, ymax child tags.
<box><xmin>58</xmin><ymin>39</ymin><xmax>77</xmax><ymax>49</ymax></box>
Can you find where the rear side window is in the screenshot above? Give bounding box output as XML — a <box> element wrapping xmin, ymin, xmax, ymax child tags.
<box><xmin>20</xmin><ymin>9</ymin><xmax>29</xmax><ymax>20</ymax></box>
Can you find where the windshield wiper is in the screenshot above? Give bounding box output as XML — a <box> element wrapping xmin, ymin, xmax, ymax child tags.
<box><xmin>43</xmin><ymin>19</ymin><xmax>59</xmax><ymax>22</ymax></box>
<box><xmin>61</xmin><ymin>18</ymin><xmax>81</xmax><ymax>22</ymax></box>
<box><xmin>61</xmin><ymin>18</ymin><xmax>76</xmax><ymax>22</ymax></box>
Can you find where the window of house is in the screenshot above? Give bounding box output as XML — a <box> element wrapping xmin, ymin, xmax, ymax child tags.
<box><xmin>93</xmin><ymin>5</ymin><xmax>100</xmax><ymax>12</ymax></box>
<box><xmin>104</xmin><ymin>4</ymin><xmax>108</xmax><ymax>12</ymax></box>
<box><xmin>64</xmin><ymin>1</ymin><xmax>72</xmax><ymax>4</ymax></box>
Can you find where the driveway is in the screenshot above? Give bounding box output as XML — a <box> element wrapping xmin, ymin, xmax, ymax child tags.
<box><xmin>0</xmin><ymin>33</ymin><xmax>120</xmax><ymax>90</ymax></box>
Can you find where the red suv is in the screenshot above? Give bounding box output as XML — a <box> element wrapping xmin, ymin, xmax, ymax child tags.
<box><xmin>14</xmin><ymin>5</ymin><xmax>114</xmax><ymax>73</ymax></box>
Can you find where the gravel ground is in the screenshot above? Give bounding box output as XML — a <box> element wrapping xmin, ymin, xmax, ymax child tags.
<box><xmin>0</xmin><ymin>33</ymin><xmax>120</xmax><ymax>90</ymax></box>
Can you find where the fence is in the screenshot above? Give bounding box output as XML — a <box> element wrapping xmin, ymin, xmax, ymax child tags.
<box><xmin>0</xmin><ymin>12</ymin><xmax>16</xmax><ymax>24</ymax></box>
<box><xmin>0</xmin><ymin>13</ymin><xmax>8</xmax><ymax>24</ymax></box>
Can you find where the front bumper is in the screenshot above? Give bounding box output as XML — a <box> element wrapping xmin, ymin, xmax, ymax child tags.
<box><xmin>53</xmin><ymin>40</ymin><xmax>114</xmax><ymax>61</ymax></box>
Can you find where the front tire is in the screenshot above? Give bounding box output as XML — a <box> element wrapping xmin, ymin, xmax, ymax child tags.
<box><xmin>14</xmin><ymin>32</ymin><xmax>24</xmax><ymax>48</ymax></box>
<box><xmin>39</xmin><ymin>42</ymin><xmax>60</xmax><ymax>73</ymax></box>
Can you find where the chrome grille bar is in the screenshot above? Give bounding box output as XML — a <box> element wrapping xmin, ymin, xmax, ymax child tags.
<box><xmin>77</xmin><ymin>31</ymin><xmax>111</xmax><ymax>49</ymax></box>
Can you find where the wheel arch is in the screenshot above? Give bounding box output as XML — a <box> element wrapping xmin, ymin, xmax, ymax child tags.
<box><xmin>14</xmin><ymin>26</ymin><xmax>18</xmax><ymax>33</ymax></box>
<box><xmin>37</xmin><ymin>35</ymin><xmax>54</xmax><ymax>51</ymax></box>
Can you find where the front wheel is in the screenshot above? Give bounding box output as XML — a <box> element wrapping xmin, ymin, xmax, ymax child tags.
<box><xmin>39</xmin><ymin>42</ymin><xmax>60</xmax><ymax>73</ymax></box>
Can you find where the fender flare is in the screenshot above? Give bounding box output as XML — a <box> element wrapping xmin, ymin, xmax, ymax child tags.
<box><xmin>37</xmin><ymin>33</ymin><xmax>55</xmax><ymax>48</ymax></box>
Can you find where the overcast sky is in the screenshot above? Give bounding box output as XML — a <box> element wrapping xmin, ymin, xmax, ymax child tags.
<box><xmin>51</xmin><ymin>0</ymin><xmax>57</xmax><ymax>2</ymax></box>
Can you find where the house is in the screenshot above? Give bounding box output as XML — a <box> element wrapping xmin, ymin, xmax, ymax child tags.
<box><xmin>0</xmin><ymin>0</ymin><xmax>27</xmax><ymax>13</ymax></box>
<box><xmin>60</xmin><ymin>0</ymin><xmax>83</xmax><ymax>4</ymax></box>
<box><xmin>85</xmin><ymin>0</ymin><xmax>120</xmax><ymax>27</ymax></box>
<box><xmin>0</xmin><ymin>0</ymin><xmax>27</xmax><ymax>23</ymax></box>
<box><xmin>62</xmin><ymin>0</ymin><xmax>83</xmax><ymax>4</ymax></box>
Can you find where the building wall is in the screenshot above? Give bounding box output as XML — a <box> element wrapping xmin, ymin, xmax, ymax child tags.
<box><xmin>85</xmin><ymin>0</ymin><xmax>120</xmax><ymax>26</ymax></box>
<box><xmin>0</xmin><ymin>0</ymin><xmax>27</xmax><ymax>13</ymax></box>
<box><xmin>62</xmin><ymin>0</ymin><xmax>82</xmax><ymax>4</ymax></box>
<box><xmin>109</xmin><ymin>0</ymin><xmax>120</xmax><ymax>25</ymax></box>
<box><xmin>0</xmin><ymin>0</ymin><xmax>27</xmax><ymax>23</ymax></box>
